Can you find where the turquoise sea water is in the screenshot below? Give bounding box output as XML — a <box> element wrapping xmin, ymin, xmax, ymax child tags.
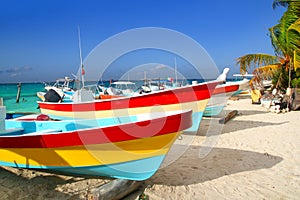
<box><xmin>0</xmin><ymin>83</ymin><xmax>45</xmax><ymax>113</ymax></box>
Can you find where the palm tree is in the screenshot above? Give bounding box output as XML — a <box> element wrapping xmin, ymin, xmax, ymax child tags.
<box><xmin>236</xmin><ymin>0</ymin><xmax>300</xmax><ymax>91</ymax></box>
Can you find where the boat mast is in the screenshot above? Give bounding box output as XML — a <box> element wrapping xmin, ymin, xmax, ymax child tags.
<box><xmin>174</xmin><ymin>57</ymin><xmax>178</xmax><ymax>84</ymax></box>
<box><xmin>78</xmin><ymin>26</ymin><xmax>85</xmax><ymax>88</ymax></box>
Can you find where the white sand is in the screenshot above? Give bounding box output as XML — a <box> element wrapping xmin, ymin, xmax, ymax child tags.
<box><xmin>139</xmin><ymin>95</ymin><xmax>300</xmax><ymax>200</ymax></box>
<box><xmin>0</xmin><ymin>95</ymin><xmax>299</xmax><ymax>199</ymax></box>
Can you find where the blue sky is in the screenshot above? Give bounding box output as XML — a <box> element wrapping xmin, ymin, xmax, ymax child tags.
<box><xmin>0</xmin><ymin>0</ymin><xmax>285</xmax><ymax>83</ymax></box>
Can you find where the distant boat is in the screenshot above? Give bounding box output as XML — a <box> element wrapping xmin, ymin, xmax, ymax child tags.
<box><xmin>262</xmin><ymin>79</ymin><xmax>273</xmax><ymax>89</ymax></box>
<box><xmin>232</xmin><ymin>73</ymin><xmax>254</xmax><ymax>78</ymax></box>
<box><xmin>1</xmin><ymin>110</ymin><xmax>192</xmax><ymax>180</ymax></box>
<box><xmin>203</xmin><ymin>78</ymin><xmax>250</xmax><ymax>117</ymax></box>
<box><xmin>203</xmin><ymin>69</ymin><xmax>250</xmax><ymax>117</ymax></box>
<box><xmin>44</xmin><ymin>76</ymin><xmax>74</xmax><ymax>94</ymax></box>
<box><xmin>38</xmin><ymin>82</ymin><xmax>110</xmax><ymax>103</ymax></box>
<box><xmin>37</xmin><ymin>77</ymin><xmax>75</xmax><ymax>102</ymax></box>
<box><xmin>105</xmin><ymin>81</ymin><xmax>137</xmax><ymax>96</ymax></box>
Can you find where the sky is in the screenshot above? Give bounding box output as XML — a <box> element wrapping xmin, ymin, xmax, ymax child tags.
<box><xmin>0</xmin><ymin>0</ymin><xmax>285</xmax><ymax>83</ymax></box>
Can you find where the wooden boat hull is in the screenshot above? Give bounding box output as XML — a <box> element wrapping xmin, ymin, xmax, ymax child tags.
<box><xmin>1</xmin><ymin>110</ymin><xmax>192</xmax><ymax>180</ymax></box>
<box><xmin>38</xmin><ymin>81</ymin><xmax>219</xmax><ymax>132</ymax></box>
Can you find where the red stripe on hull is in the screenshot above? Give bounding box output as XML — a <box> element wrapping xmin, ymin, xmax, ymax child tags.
<box><xmin>0</xmin><ymin>110</ymin><xmax>192</xmax><ymax>148</ymax></box>
<box><xmin>213</xmin><ymin>84</ymin><xmax>239</xmax><ymax>95</ymax></box>
<box><xmin>38</xmin><ymin>82</ymin><xmax>218</xmax><ymax>112</ymax></box>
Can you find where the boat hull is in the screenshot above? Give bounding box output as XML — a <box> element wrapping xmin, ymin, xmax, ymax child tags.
<box><xmin>0</xmin><ymin>110</ymin><xmax>192</xmax><ymax>180</ymax></box>
<box><xmin>203</xmin><ymin>105</ymin><xmax>225</xmax><ymax>117</ymax></box>
<box><xmin>203</xmin><ymin>84</ymin><xmax>239</xmax><ymax>117</ymax></box>
<box><xmin>203</xmin><ymin>79</ymin><xmax>249</xmax><ymax>117</ymax></box>
<box><xmin>38</xmin><ymin>82</ymin><xmax>219</xmax><ymax>132</ymax></box>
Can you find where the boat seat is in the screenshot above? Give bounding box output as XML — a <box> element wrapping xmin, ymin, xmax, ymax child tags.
<box><xmin>24</xmin><ymin>129</ymin><xmax>63</xmax><ymax>136</ymax></box>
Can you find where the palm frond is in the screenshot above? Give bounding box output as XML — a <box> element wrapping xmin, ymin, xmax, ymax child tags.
<box><xmin>273</xmin><ymin>0</ymin><xmax>300</xmax><ymax>13</ymax></box>
<box><xmin>287</xmin><ymin>19</ymin><xmax>300</xmax><ymax>52</ymax></box>
<box><xmin>238</xmin><ymin>0</ymin><xmax>300</xmax><ymax>92</ymax></box>
<box><xmin>269</xmin><ymin>25</ymin><xmax>286</xmax><ymax>57</ymax></box>
<box><xmin>270</xmin><ymin>1</ymin><xmax>300</xmax><ymax>58</ymax></box>
<box><xmin>236</xmin><ymin>54</ymin><xmax>279</xmax><ymax>74</ymax></box>
<box><xmin>253</xmin><ymin>64</ymin><xmax>282</xmax><ymax>79</ymax></box>
<box><xmin>272</xmin><ymin>0</ymin><xmax>290</xmax><ymax>9</ymax></box>
<box><xmin>294</xmin><ymin>49</ymin><xmax>300</xmax><ymax>71</ymax></box>
<box><xmin>253</xmin><ymin>64</ymin><xmax>282</xmax><ymax>88</ymax></box>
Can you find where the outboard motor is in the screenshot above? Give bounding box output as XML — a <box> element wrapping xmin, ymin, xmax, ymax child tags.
<box><xmin>44</xmin><ymin>89</ymin><xmax>62</xmax><ymax>102</ymax></box>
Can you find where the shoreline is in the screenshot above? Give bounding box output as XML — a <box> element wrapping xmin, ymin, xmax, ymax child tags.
<box><xmin>0</xmin><ymin>94</ymin><xmax>299</xmax><ymax>199</ymax></box>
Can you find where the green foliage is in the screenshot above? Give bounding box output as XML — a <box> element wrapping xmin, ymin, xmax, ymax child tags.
<box><xmin>236</xmin><ymin>54</ymin><xmax>279</xmax><ymax>74</ymax></box>
<box><xmin>236</xmin><ymin>0</ymin><xmax>300</xmax><ymax>92</ymax></box>
<box><xmin>292</xmin><ymin>76</ymin><xmax>300</xmax><ymax>87</ymax></box>
<box><xmin>272</xmin><ymin>67</ymin><xmax>289</xmax><ymax>90</ymax></box>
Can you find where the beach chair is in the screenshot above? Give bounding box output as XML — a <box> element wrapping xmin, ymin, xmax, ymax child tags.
<box><xmin>251</xmin><ymin>89</ymin><xmax>262</xmax><ymax>104</ymax></box>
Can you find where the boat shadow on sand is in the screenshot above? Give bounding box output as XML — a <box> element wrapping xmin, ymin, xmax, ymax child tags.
<box><xmin>144</xmin><ymin>145</ymin><xmax>283</xmax><ymax>186</ymax></box>
<box><xmin>226</xmin><ymin>109</ymin><xmax>268</xmax><ymax>116</ymax></box>
<box><xmin>198</xmin><ymin>109</ymin><xmax>272</xmax><ymax>137</ymax></box>
<box><xmin>199</xmin><ymin>117</ymin><xmax>288</xmax><ymax>136</ymax></box>
<box><xmin>0</xmin><ymin>167</ymin><xmax>78</xmax><ymax>199</ymax></box>
<box><xmin>0</xmin><ymin>166</ymin><xmax>107</xmax><ymax>199</ymax></box>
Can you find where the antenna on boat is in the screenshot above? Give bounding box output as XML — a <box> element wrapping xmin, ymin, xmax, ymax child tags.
<box><xmin>78</xmin><ymin>26</ymin><xmax>85</xmax><ymax>88</ymax></box>
<box><xmin>144</xmin><ymin>71</ymin><xmax>147</xmax><ymax>85</ymax></box>
<box><xmin>174</xmin><ymin>57</ymin><xmax>178</xmax><ymax>85</ymax></box>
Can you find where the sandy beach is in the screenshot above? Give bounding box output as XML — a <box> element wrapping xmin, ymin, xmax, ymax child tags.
<box><xmin>0</xmin><ymin>94</ymin><xmax>299</xmax><ymax>199</ymax></box>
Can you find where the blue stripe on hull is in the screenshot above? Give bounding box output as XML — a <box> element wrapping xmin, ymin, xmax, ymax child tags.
<box><xmin>203</xmin><ymin>105</ymin><xmax>225</xmax><ymax>117</ymax></box>
<box><xmin>232</xmin><ymin>89</ymin><xmax>243</xmax><ymax>96</ymax></box>
<box><xmin>5</xmin><ymin>116</ymin><xmax>138</xmax><ymax>135</ymax></box>
<box><xmin>187</xmin><ymin>111</ymin><xmax>204</xmax><ymax>132</ymax></box>
<box><xmin>54</xmin><ymin>155</ymin><xmax>165</xmax><ymax>180</ymax></box>
<box><xmin>0</xmin><ymin>155</ymin><xmax>165</xmax><ymax>181</ymax></box>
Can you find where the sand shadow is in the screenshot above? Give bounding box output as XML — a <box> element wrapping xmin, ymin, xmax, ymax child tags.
<box><xmin>231</xmin><ymin>95</ymin><xmax>252</xmax><ymax>100</ymax></box>
<box><xmin>230</xmin><ymin>109</ymin><xmax>267</xmax><ymax>116</ymax></box>
<box><xmin>203</xmin><ymin>120</ymin><xmax>288</xmax><ymax>136</ymax></box>
<box><xmin>203</xmin><ymin>109</ymin><xmax>267</xmax><ymax>119</ymax></box>
<box><xmin>199</xmin><ymin>117</ymin><xmax>288</xmax><ymax>136</ymax></box>
<box><xmin>221</xmin><ymin>120</ymin><xmax>288</xmax><ymax>134</ymax></box>
<box><xmin>0</xmin><ymin>167</ymin><xmax>87</xmax><ymax>199</ymax></box>
<box><xmin>144</xmin><ymin>145</ymin><xmax>283</xmax><ymax>187</ymax></box>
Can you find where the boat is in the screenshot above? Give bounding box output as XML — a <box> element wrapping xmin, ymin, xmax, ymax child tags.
<box><xmin>38</xmin><ymin>81</ymin><xmax>220</xmax><ymax>132</ymax></box>
<box><xmin>37</xmin><ymin>77</ymin><xmax>75</xmax><ymax>102</ymax></box>
<box><xmin>139</xmin><ymin>79</ymin><xmax>176</xmax><ymax>93</ymax></box>
<box><xmin>5</xmin><ymin>112</ymin><xmax>37</xmax><ymax>119</ymax></box>
<box><xmin>38</xmin><ymin>82</ymin><xmax>113</xmax><ymax>103</ymax></box>
<box><xmin>105</xmin><ymin>81</ymin><xmax>137</xmax><ymax>96</ymax></box>
<box><xmin>203</xmin><ymin>78</ymin><xmax>249</xmax><ymax>117</ymax></box>
<box><xmin>44</xmin><ymin>76</ymin><xmax>74</xmax><ymax>96</ymax></box>
<box><xmin>0</xmin><ymin>109</ymin><xmax>192</xmax><ymax>180</ymax></box>
<box><xmin>202</xmin><ymin>68</ymin><xmax>250</xmax><ymax>117</ymax></box>
<box><xmin>232</xmin><ymin>73</ymin><xmax>254</xmax><ymax>78</ymax></box>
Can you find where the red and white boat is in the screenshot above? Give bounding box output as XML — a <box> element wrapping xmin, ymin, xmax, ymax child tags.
<box><xmin>203</xmin><ymin>78</ymin><xmax>249</xmax><ymax>116</ymax></box>
<box><xmin>38</xmin><ymin>81</ymin><xmax>220</xmax><ymax>132</ymax></box>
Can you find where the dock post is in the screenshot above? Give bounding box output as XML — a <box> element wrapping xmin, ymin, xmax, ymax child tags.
<box><xmin>0</xmin><ymin>98</ymin><xmax>6</xmax><ymax>132</ymax></box>
<box><xmin>16</xmin><ymin>82</ymin><xmax>21</xmax><ymax>103</ymax></box>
